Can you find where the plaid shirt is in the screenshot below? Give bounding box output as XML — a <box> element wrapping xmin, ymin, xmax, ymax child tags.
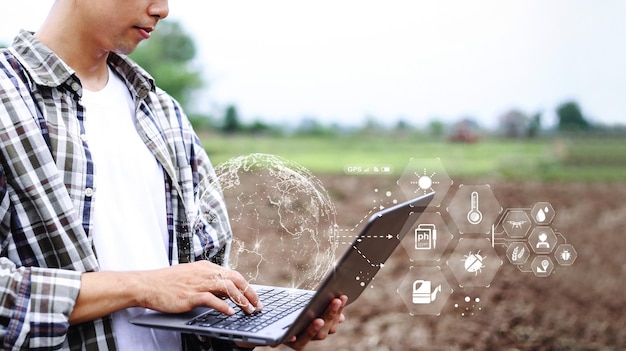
<box><xmin>0</xmin><ymin>31</ymin><xmax>235</xmax><ymax>350</ymax></box>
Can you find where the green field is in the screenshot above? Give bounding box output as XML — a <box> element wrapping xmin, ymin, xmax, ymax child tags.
<box><xmin>199</xmin><ymin>133</ymin><xmax>626</xmax><ymax>182</ymax></box>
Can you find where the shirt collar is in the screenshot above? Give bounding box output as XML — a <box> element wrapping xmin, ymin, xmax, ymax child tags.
<box><xmin>10</xmin><ymin>29</ymin><xmax>155</xmax><ymax>98</ymax></box>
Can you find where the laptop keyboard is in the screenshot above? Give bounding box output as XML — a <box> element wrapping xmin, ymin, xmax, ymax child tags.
<box><xmin>186</xmin><ymin>287</ymin><xmax>314</xmax><ymax>333</ymax></box>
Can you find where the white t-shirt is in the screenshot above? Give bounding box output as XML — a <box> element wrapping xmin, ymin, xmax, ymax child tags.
<box><xmin>82</xmin><ymin>67</ymin><xmax>181</xmax><ymax>351</ymax></box>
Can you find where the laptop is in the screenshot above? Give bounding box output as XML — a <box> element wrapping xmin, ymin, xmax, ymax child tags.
<box><xmin>130</xmin><ymin>191</ymin><xmax>434</xmax><ymax>346</ymax></box>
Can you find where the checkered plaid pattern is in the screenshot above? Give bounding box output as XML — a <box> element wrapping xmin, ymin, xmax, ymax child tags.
<box><xmin>0</xmin><ymin>31</ymin><xmax>234</xmax><ymax>350</ymax></box>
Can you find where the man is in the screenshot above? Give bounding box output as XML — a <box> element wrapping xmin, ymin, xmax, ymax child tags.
<box><xmin>0</xmin><ymin>0</ymin><xmax>346</xmax><ymax>350</ymax></box>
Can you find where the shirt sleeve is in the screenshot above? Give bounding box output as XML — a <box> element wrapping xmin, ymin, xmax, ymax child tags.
<box><xmin>188</xmin><ymin>121</ymin><xmax>233</xmax><ymax>267</ymax></box>
<box><xmin>0</xmin><ymin>258</ymin><xmax>82</xmax><ymax>350</ymax></box>
<box><xmin>0</xmin><ymin>145</ymin><xmax>82</xmax><ymax>350</ymax></box>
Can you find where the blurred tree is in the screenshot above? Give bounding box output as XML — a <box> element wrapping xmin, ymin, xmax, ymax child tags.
<box><xmin>499</xmin><ymin>109</ymin><xmax>529</xmax><ymax>138</ymax></box>
<box><xmin>359</xmin><ymin>116</ymin><xmax>384</xmax><ymax>135</ymax></box>
<box><xmin>247</xmin><ymin>119</ymin><xmax>275</xmax><ymax>136</ymax></box>
<box><xmin>222</xmin><ymin>105</ymin><xmax>242</xmax><ymax>134</ymax></box>
<box><xmin>0</xmin><ymin>42</ymin><xmax>7</xmax><ymax>48</ymax></box>
<box><xmin>392</xmin><ymin>119</ymin><xmax>415</xmax><ymax>136</ymax></box>
<box><xmin>295</xmin><ymin>117</ymin><xmax>335</xmax><ymax>137</ymax></box>
<box><xmin>129</xmin><ymin>20</ymin><xmax>204</xmax><ymax>111</ymax></box>
<box><xmin>556</xmin><ymin>101</ymin><xmax>590</xmax><ymax>132</ymax></box>
<box><xmin>394</xmin><ymin>119</ymin><xmax>411</xmax><ymax>130</ymax></box>
<box><xmin>527</xmin><ymin>112</ymin><xmax>542</xmax><ymax>138</ymax></box>
<box><xmin>428</xmin><ymin>119</ymin><xmax>445</xmax><ymax>138</ymax></box>
<box><xmin>187</xmin><ymin>113</ymin><xmax>215</xmax><ymax>131</ymax></box>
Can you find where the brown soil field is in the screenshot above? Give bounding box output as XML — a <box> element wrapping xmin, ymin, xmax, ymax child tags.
<box><xmin>224</xmin><ymin>174</ymin><xmax>626</xmax><ymax>351</ymax></box>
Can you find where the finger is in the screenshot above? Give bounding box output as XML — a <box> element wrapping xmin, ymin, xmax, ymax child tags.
<box><xmin>285</xmin><ymin>295</ymin><xmax>348</xmax><ymax>349</ymax></box>
<box><xmin>327</xmin><ymin>313</ymin><xmax>346</xmax><ymax>335</ymax></box>
<box><xmin>218</xmin><ymin>274</ymin><xmax>257</xmax><ymax>314</ymax></box>
<box><xmin>314</xmin><ymin>296</ymin><xmax>346</xmax><ymax>339</ymax></box>
<box><xmin>231</xmin><ymin>273</ymin><xmax>262</xmax><ymax>311</ymax></box>
<box><xmin>197</xmin><ymin>262</ymin><xmax>261</xmax><ymax>312</ymax></box>
<box><xmin>190</xmin><ymin>292</ymin><xmax>236</xmax><ymax>316</ymax></box>
<box><xmin>219</xmin><ymin>269</ymin><xmax>263</xmax><ymax>313</ymax></box>
<box><xmin>284</xmin><ymin>318</ymin><xmax>324</xmax><ymax>350</ymax></box>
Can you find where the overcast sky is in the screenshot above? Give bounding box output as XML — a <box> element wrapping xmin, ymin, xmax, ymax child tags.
<box><xmin>2</xmin><ymin>1</ymin><xmax>625</xmax><ymax>128</ymax></box>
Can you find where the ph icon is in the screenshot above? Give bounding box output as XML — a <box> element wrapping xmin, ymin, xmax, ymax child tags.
<box><xmin>415</xmin><ymin>224</ymin><xmax>437</xmax><ymax>250</ymax></box>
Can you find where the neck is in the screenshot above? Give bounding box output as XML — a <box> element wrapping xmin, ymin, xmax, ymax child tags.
<box><xmin>35</xmin><ymin>2</ymin><xmax>110</xmax><ymax>91</ymax></box>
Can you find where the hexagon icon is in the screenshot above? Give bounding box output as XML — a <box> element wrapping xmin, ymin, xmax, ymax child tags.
<box><xmin>506</xmin><ymin>242</ymin><xmax>531</xmax><ymax>265</ymax></box>
<box><xmin>531</xmin><ymin>202</ymin><xmax>555</xmax><ymax>225</ymax></box>
<box><xmin>502</xmin><ymin>210</ymin><xmax>532</xmax><ymax>238</ymax></box>
<box><xmin>554</xmin><ymin>243</ymin><xmax>577</xmax><ymax>266</ymax></box>
<box><xmin>531</xmin><ymin>256</ymin><xmax>554</xmax><ymax>277</ymax></box>
<box><xmin>528</xmin><ymin>227</ymin><xmax>558</xmax><ymax>255</ymax></box>
<box><xmin>397</xmin><ymin>266</ymin><xmax>453</xmax><ymax>316</ymax></box>
<box><xmin>446</xmin><ymin>184</ymin><xmax>502</xmax><ymax>234</ymax></box>
<box><xmin>400</xmin><ymin>212</ymin><xmax>454</xmax><ymax>262</ymax></box>
<box><xmin>447</xmin><ymin>238</ymin><xmax>502</xmax><ymax>288</ymax></box>
<box><xmin>397</xmin><ymin>158</ymin><xmax>452</xmax><ymax>208</ymax></box>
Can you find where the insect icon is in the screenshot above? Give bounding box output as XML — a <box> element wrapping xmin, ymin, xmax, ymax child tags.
<box><xmin>462</xmin><ymin>251</ymin><xmax>486</xmax><ymax>275</ymax></box>
<box><xmin>560</xmin><ymin>249</ymin><xmax>572</xmax><ymax>261</ymax></box>
<box><xmin>507</xmin><ymin>220</ymin><xmax>527</xmax><ymax>229</ymax></box>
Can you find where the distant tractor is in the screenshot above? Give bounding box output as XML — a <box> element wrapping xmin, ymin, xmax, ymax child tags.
<box><xmin>449</xmin><ymin>119</ymin><xmax>479</xmax><ymax>143</ymax></box>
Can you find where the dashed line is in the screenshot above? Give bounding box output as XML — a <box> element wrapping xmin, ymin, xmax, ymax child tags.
<box><xmin>352</xmin><ymin>245</ymin><xmax>382</xmax><ymax>268</ymax></box>
<box><xmin>337</xmin><ymin>235</ymin><xmax>393</xmax><ymax>239</ymax></box>
<box><xmin>340</xmin><ymin>206</ymin><xmax>379</xmax><ymax>230</ymax></box>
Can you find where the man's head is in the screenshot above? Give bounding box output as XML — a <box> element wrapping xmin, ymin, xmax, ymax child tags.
<box><xmin>44</xmin><ymin>0</ymin><xmax>169</xmax><ymax>55</ymax></box>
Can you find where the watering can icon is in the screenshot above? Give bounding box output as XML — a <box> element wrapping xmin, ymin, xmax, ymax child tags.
<box><xmin>412</xmin><ymin>279</ymin><xmax>442</xmax><ymax>304</ymax></box>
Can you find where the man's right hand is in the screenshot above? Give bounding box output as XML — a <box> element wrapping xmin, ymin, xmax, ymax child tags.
<box><xmin>70</xmin><ymin>261</ymin><xmax>262</xmax><ymax>325</ymax></box>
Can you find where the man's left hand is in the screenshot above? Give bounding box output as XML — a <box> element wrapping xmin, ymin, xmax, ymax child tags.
<box><xmin>280</xmin><ymin>295</ymin><xmax>348</xmax><ymax>350</ymax></box>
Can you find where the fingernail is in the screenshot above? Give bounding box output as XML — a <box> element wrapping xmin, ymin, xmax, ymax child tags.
<box><xmin>227</xmin><ymin>307</ymin><xmax>236</xmax><ymax>315</ymax></box>
<box><xmin>256</xmin><ymin>301</ymin><xmax>264</xmax><ymax>310</ymax></box>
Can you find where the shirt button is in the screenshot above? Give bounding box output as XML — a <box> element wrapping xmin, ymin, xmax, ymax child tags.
<box><xmin>84</xmin><ymin>188</ymin><xmax>94</xmax><ymax>197</ymax></box>
<box><xmin>80</xmin><ymin>134</ymin><xmax>88</xmax><ymax>142</ymax></box>
<box><xmin>71</xmin><ymin>82</ymin><xmax>81</xmax><ymax>91</ymax></box>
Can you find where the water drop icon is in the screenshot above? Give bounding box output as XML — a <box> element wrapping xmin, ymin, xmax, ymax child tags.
<box><xmin>536</xmin><ymin>208</ymin><xmax>546</xmax><ymax>222</ymax></box>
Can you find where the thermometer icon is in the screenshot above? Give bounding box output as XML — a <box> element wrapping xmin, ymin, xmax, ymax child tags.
<box><xmin>467</xmin><ymin>191</ymin><xmax>483</xmax><ymax>224</ymax></box>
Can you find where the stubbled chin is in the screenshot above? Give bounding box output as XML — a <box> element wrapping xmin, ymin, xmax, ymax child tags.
<box><xmin>114</xmin><ymin>42</ymin><xmax>140</xmax><ymax>55</ymax></box>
